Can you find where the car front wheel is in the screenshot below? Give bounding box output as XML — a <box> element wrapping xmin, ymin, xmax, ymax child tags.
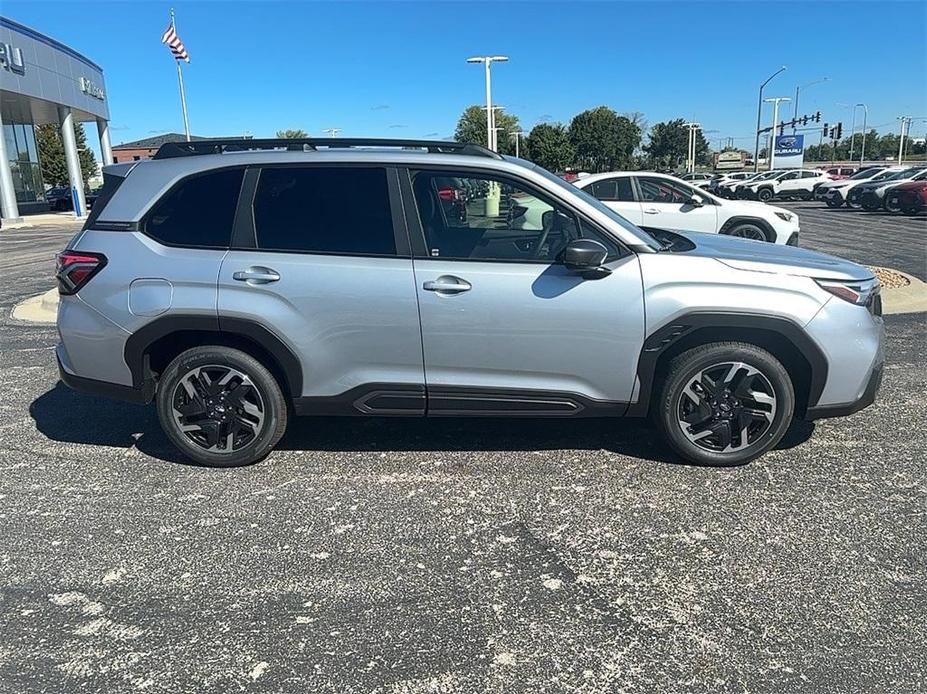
<box><xmin>156</xmin><ymin>346</ymin><xmax>288</xmax><ymax>467</ymax></box>
<box><xmin>725</xmin><ymin>223</ymin><xmax>768</xmax><ymax>242</ymax></box>
<box><xmin>757</xmin><ymin>188</ymin><xmax>774</xmax><ymax>202</ymax></box>
<box><xmin>825</xmin><ymin>197</ymin><xmax>843</xmax><ymax>208</ymax></box>
<box><xmin>656</xmin><ymin>342</ymin><xmax>795</xmax><ymax>466</ymax></box>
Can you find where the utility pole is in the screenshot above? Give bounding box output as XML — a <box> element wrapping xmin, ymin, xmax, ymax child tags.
<box><xmin>764</xmin><ymin>97</ymin><xmax>791</xmax><ymax>170</ymax></box>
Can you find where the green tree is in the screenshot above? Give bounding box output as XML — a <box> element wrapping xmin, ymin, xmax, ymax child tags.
<box><xmin>643</xmin><ymin>118</ymin><xmax>709</xmax><ymax>170</ymax></box>
<box><xmin>524</xmin><ymin>122</ymin><xmax>575</xmax><ymax>172</ymax></box>
<box><xmin>454</xmin><ymin>105</ymin><xmax>521</xmax><ymax>155</ymax></box>
<box><xmin>36</xmin><ymin>123</ymin><xmax>97</xmax><ymax>188</ymax></box>
<box><xmin>276</xmin><ymin>129</ymin><xmax>309</xmax><ymax>139</ymax></box>
<box><xmin>568</xmin><ymin>106</ymin><xmax>641</xmax><ymax>172</ymax></box>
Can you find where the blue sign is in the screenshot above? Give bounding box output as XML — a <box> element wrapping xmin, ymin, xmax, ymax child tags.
<box><xmin>774</xmin><ymin>134</ymin><xmax>804</xmax><ymax>167</ymax></box>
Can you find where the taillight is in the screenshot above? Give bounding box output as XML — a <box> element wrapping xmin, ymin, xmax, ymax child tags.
<box><xmin>56</xmin><ymin>251</ymin><xmax>107</xmax><ymax>295</ymax></box>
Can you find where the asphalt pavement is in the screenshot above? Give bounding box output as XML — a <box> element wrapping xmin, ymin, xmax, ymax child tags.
<box><xmin>0</xmin><ymin>212</ymin><xmax>925</xmax><ymax>693</ymax></box>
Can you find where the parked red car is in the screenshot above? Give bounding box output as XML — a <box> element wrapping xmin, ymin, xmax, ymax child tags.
<box><xmin>885</xmin><ymin>180</ymin><xmax>927</xmax><ymax>215</ymax></box>
<box><xmin>822</xmin><ymin>166</ymin><xmax>857</xmax><ymax>181</ymax></box>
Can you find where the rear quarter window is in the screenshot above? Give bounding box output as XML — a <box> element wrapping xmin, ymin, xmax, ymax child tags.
<box><xmin>144</xmin><ymin>168</ymin><xmax>244</xmax><ymax>248</ymax></box>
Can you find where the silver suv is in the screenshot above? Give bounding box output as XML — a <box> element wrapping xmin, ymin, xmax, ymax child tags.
<box><xmin>56</xmin><ymin>138</ymin><xmax>884</xmax><ymax>468</ymax></box>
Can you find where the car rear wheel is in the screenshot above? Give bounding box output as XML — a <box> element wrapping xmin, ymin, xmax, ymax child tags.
<box><xmin>655</xmin><ymin>342</ymin><xmax>795</xmax><ymax>466</ymax></box>
<box><xmin>156</xmin><ymin>346</ymin><xmax>288</xmax><ymax>467</ymax></box>
<box><xmin>757</xmin><ymin>188</ymin><xmax>774</xmax><ymax>202</ymax></box>
<box><xmin>726</xmin><ymin>223</ymin><xmax>768</xmax><ymax>242</ymax></box>
<box><xmin>860</xmin><ymin>196</ymin><xmax>881</xmax><ymax>212</ymax></box>
<box><xmin>824</xmin><ymin>197</ymin><xmax>843</xmax><ymax>208</ymax></box>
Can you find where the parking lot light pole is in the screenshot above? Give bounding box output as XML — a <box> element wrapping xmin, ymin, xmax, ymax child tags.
<box><xmin>511</xmin><ymin>130</ymin><xmax>525</xmax><ymax>158</ymax></box>
<box><xmin>754</xmin><ymin>66</ymin><xmax>787</xmax><ymax>172</ymax></box>
<box><xmin>467</xmin><ymin>56</ymin><xmax>508</xmax><ymax>150</ymax></box>
<box><xmin>764</xmin><ymin>97</ymin><xmax>791</xmax><ymax>170</ymax></box>
<box><xmin>856</xmin><ymin>103</ymin><xmax>868</xmax><ymax>165</ymax></box>
<box><xmin>897</xmin><ymin>116</ymin><xmax>911</xmax><ymax>165</ymax></box>
<box><xmin>793</xmin><ymin>77</ymin><xmax>829</xmax><ymax>132</ymax></box>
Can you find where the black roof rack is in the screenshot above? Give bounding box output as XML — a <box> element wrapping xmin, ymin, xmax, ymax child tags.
<box><xmin>153</xmin><ymin>137</ymin><xmax>502</xmax><ymax>160</ymax></box>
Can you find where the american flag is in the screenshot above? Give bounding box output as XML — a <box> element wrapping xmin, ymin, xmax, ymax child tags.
<box><xmin>161</xmin><ymin>23</ymin><xmax>190</xmax><ymax>63</ymax></box>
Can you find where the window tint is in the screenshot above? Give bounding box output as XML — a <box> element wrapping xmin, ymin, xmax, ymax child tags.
<box><xmin>637</xmin><ymin>176</ymin><xmax>698</xmax><ymax>204</ymax></box>
<box><xmin>253</xmin><ymin>167</ymin><xmax>395</xmax><ymax>255</ymax></box>
<box><xmin>412</xmin><ymin>171</ymin><xmax>622</xmax><ymax>262</ymax></box>
<box><xmin>588</xmin><ymin>177</ymin><xmax>635</xmax><ymax>202</ymax></box>
<box><xmin>146</xmin><ymin>168</ymin><xmax>243</xmax><ymax>248</ymax></box>
<box><xmin>801</xmin><ymin>171</ymin><xmax>818</xmax><ymax>178</ymax></box>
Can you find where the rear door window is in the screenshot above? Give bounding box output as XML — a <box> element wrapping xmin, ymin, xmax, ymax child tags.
<box><xmin>145</xmin><ymin>168</ymin><xmax>244</xmax><ymax>248</ymax></box>
<box><xmin>588</xmin><ymin>177</ymin><xmax>635</xmax><ymax>202</ymax></box>
<box><xmin>252</xmin><ymin>167</ymin><xmax>396</xmax><ymax>255</ymax></box>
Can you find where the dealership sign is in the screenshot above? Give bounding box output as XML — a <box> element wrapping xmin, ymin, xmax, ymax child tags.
<box><xmin>775</xmin><ymin>134</ymin><xmax>804</xmax><ymax>168</ymax></box>
<box><xmin>0</xmin><ymin>42</ymin><xmax>25</xmax><ymax>74</ymax></box>
<box><xmin>79</xmin><ymin>76</ymin><xmax>105</xmax><ymax>100</ymax></box>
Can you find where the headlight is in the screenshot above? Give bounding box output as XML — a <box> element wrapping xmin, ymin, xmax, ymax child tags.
<box><xmin>774</xmin><ymin>211</ymin><xmax>794</xmax><ymax>222</ymax></box>
<box><xmin>815</xmin><ymin>277</ymin><xmax>880</xmax><ymax>306</ymax></box>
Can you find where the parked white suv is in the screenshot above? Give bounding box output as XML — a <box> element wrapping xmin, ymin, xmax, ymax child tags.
<box><xmin>814</xmin><ymin>166</ymin><xmax>889</xmax><ymax>206</ymax></box>
<box><xmin>739</xmin><ymin>169</ymin><xmax>831</xmax><ymax>202</ymax></box>
<box><xmin>710</xmin><ymin>171</ymin><xmax>756</xmax><ymax>196</ymax></box>
<box><xmin>575</xmin><ymin>172</ymin><xmax>799</xmax><ymax>244</ymax></box>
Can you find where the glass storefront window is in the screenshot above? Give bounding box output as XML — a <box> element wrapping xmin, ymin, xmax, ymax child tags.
<box><xmin>3</xmin><ymin>123</ymin><xmax>45</xmax><ymax>203</ymax></box>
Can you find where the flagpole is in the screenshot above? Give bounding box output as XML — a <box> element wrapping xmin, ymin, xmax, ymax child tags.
<box><xmin>171</xmin><ymin>8</ymin><xmax>191</xmax><ymax>141</ymax></box>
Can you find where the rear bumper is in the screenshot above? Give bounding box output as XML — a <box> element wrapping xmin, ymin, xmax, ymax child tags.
<box><xmin>805</xmin><ymin>362</ymin><xmax>882</xmax><ymax>420</ymax></box>
<box><xmin>57</xmin><ymin>347</ymin><xmax>154</xmax><ymax>404</ymax></box>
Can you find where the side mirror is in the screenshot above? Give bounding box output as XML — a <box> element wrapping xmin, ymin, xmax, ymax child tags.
<box><xmin>686</xmin><ymin>194</ymin><xmax>704</xmax><ymax>207</ymax></box>
<box><xmin>562</xmin><ymin>239</ymin><xmax>610</xmax><ymax>278</ymax></box>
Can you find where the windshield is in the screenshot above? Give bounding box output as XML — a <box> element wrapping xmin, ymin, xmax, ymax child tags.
<box><xmin>849</xmin><ymin>168</ymin><xmax>881</xmax><ymax>180</ymax></box>
<box><xmin>527</xmin><ymin>164</ymin><xmax>663</xmax><ymax>251</ymax></box>
<box><xmin>883</xmin><ymin>168</ymin><xmax>918</xmax><ymax>181</ymax></box>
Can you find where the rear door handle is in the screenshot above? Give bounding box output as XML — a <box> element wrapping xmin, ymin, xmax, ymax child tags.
<box><xmin>232</xmin><ymin>266</ymin><xmax>280</xmax><ymax>284</ymax></box>
<box><xmin>422</xmin><ymin>275</ymin><xmax>471</xmax><ymax>294</ymax></box>
<box><xmin>643</xmin><ymin>208</ymin><xmax>660</xmax><ymax>215</ymax></box>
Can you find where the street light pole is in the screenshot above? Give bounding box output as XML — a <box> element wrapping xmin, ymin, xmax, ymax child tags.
<box><xmin>897</xmin><ymin>116</ymin><xmax>911</xmax><ymax>165</ymax></box>
<box><xmin>754</xmin><ymin>66</ymin><xmax>787</xmax><ymax>172</ymax></box>
<box><xmin>793</xmin><ymin>77</ymin><xmax>829</xmax><ymax>132</ymax></box>
<box><xmin>764</xmin><ymin>97</ymin><xmax>791</xmax><ymax>170</ymax></box>
<box><xmin>467</xmin><ymin>55</ymin><xmax>508</xmax><ymax>151</ymax></box>
<box><xmin>683</xmin><ymin>122</ymin><xmax>701</xmax><ymax>173</ymax></box>
<box><xmin>857</xmin><ymin>103</ymin><xmax>868</xmax><ymax>165</ymax></box>
<box><xmin>510</xmin><ymin>130</ymin><xmax>525</xmax><ymax>158</ymax></box>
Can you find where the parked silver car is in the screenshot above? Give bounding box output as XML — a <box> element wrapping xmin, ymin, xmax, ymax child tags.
<box><xmin>56</xmin><ymin>138</ymin><xmax>884</xmax><ymax>467</ymax></box>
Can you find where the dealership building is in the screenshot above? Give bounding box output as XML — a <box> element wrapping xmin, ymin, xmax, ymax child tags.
<box><xmin>0</xmin><ymin>16</ymin><xmax>113</xmax><ymax>222</ymax></box>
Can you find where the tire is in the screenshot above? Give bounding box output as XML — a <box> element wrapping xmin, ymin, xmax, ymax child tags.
<box><xmin>757</xmin><ymin>188</ymin><xmax>774</xmax><ymax>203</ymax></box>
<box><xmin>860</xmin><ymin>196</ymin><xmax>881</xmax><ymax>212</ymax></box>
<box><xmin>725</xmin><ymin>222</ymin><xmax>769</xmax><ymax>242</ymax></box>
<box><xmin>825</xmin><ymin>197</ymin><xmax>843</xmax><ymax>208</ymax></box>
<box><xmin>156</xmin><ymin>346</ymin><xmax>288</xmax><ymax>467</ymax></box>
<box><xmin>655</xmin><ymin>342</ymin><xmax>795</xmax><ymax>467</ymax></box>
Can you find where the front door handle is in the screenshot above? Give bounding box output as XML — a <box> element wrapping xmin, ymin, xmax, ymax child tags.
<box><xmin>232</xmin><ymin>266</ymin><xmax>280</xmax><ymax>284</ymax></box>
<box><xmin>422</xmin><ymin>275</ymin><xmax>471</xmax><ymax>294</ymax></box>
<box><xmin>643</xmin><ymin>208</ymin><xmax>660</xmax><ymax>215</ymax></box>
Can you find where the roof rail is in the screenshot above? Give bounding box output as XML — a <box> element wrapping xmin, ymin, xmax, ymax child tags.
<box><xmin>153</xmin><ymin>137</ymin><xmax>502</xmax><ymax>160</ymax></box>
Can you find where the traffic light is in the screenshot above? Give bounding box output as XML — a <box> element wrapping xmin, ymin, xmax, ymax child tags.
<box><xmin>823</xmin><ymin>122</ymin><xmax>829</xmax><ymax>135</ymax></box>
<box><xmin>802</xmin><ymin>116</ymin><xmax>808</xmax><ymax>126</ymax></box>
<box><xmin>835</xmin><ymin>122</ymin><xmax>843</xmax><ymax>139</ymax></box>
<box><xmin>815</xmin><ymin>111</ymin><xmax>821</xmax><ymax>122</ymax></box>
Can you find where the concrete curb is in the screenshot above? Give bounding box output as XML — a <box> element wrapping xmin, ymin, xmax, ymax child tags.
<box><xmin>11</xmin><ymin>289</ymin><xmax>58</xmax><ymax>324</ymax></box>
<box><xmin>9</xmin><ymin>268</ymin><xmax>926</xmax><ymax>326</ymax></box>
<box><xmin>876</xmin><ymin>269</ymin><xmax>927</xmax><ymax>315</ymax></box>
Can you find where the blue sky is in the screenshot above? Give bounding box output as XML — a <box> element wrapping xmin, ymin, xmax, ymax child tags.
<box><xmin>6</xmin><ymin>1</ymin><xmax>927</xmax><ymax>154</ymax></box>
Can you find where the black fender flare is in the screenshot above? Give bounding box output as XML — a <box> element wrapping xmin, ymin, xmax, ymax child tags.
<box><xmin>123</xmin><ymin>315</ymin><xmax>303</xmax><ymax>398</ymax></box>
<box><xmin>625</xmin><ymin>311</ymin><xmax>828</xmax><ymax>417</ymax></box>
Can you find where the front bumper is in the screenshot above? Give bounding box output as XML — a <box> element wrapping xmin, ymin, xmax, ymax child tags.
<box><xmin>805</xmin><ymin>362</ymin><xmax>882</xmax><ymax>420</ymax></box>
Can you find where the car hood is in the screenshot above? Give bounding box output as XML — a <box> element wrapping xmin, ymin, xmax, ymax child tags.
<box><xmin>674</xmin><ymin>230</ymin><xmax>873</xmax><ymax>281</ymax></box>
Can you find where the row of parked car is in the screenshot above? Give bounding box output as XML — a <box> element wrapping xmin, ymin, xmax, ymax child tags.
<box><xmin>681</xmin><ymin>165</ymin><xmax>927</xmax><ymax>215</ymax></box>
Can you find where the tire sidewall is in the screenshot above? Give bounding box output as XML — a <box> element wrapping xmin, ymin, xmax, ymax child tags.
<box><xmin>156</xmin><ymin>346</ymin><xmax>287</xmax><ymax>467</ymax></box>
<box><xmin>726</xmin><ymin>223</ymin><xmax>768</xmax><ymax>242</ymax></box>
<box><xmin>757</xmin><ymin>188</ymin><xmax>773</xmax><ymax>202</ymax></box>
<box><xmin>658</xmin><ymin>344</ymin><xmax>795</xmax><ymax>467</ymax></box>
